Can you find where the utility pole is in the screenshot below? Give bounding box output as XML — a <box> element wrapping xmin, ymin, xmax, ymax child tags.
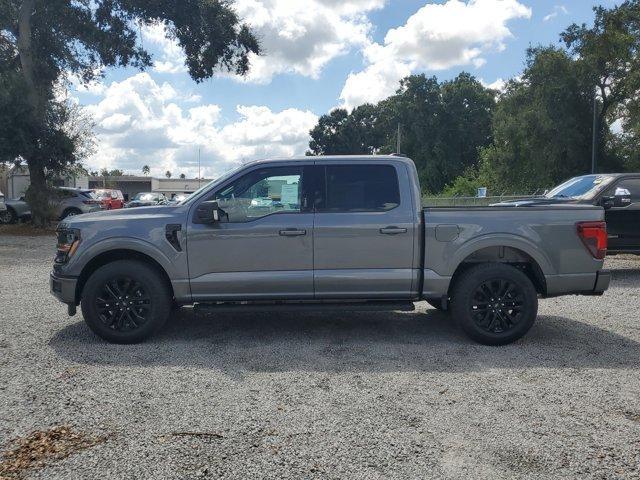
<box><xmin>396</xmin><ymin>123</ymin><xmax>401</xmax><ymax>154</ymax></box>
<box><xmin>198</xmin><ymin>147</ymin><xmax>201</xmax><ymax>187</ymax></box>
<box><xmin>592</xmin><ymin>91</ymin><xmax>598</xmax><ymax>174</ymax></box>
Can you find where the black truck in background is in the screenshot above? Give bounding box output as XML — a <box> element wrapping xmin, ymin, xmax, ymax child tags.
<box><xmin>495</xmin><ymin>173</ymin><xmax>640</xmax><ymax>255</ymax></box>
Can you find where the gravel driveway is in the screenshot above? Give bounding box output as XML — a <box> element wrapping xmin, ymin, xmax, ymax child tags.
<box><xmin>1</xmin><ymin>234</ymin><xmax>639</xmax><ymax>479</ymax></box>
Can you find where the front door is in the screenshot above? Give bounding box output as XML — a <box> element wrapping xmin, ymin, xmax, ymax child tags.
<box><xmin>603</xmin><ymin>177</ymin><xmax>640</xmax><ymax>253</ymax></box>
<box><xmin>313</xmin><ymin>162</ymin><xmax>417</xmax><ymax>298</ymax></box>
<box><xmin>187</xmin><ymin>164</ymin><xmax>315</xmax><ymax>300</ymax></box>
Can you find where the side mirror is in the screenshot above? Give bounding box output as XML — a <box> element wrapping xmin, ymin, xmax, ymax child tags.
<box><xmin>195</xmin><ymin>200</ymin><xmax>220</xmax><ymax>223</ymax></box>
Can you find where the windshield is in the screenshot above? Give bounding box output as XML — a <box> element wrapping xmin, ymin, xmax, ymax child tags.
<box><xmin>545</xmin><ymin>175</ymin><xmax>614</xmax><ymax>200</ymax></box>
<box><xmin>93</xmin><ymin>190</ymin><xmax>110</xmax><ymax>199</ymax></box>
<box><xmin>179</xmin><ymin>164</ymin><xmax>246</xmax><ymax>205</ymax></box>
<box><xmin>133</xmin><ymin>193</ymin><xmax>156</xmax><ymax>201</ymax></box>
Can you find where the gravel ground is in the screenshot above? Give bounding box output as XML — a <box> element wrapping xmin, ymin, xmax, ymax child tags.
<box><xmin>0</xmin><ymin>234</ymin><xmax>639</xmax><ymax>479</ymax></box>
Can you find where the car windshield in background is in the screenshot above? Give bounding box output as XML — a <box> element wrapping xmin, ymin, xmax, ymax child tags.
<box><xmin>94</xmin><ymin>190</ymin><xmax>110</xmax><ymax>199</ymax></box>
<box><xmin>545</xmin><ymin>175</ymin><xmax>614</xmax><ymax>200</ymax></box>
<box><xmin>80</xmin><ymin>191</ymin><xmax>99</xmax><ymax>200</ymax></box>
<box><xmin>133</xmin><ymin>193</ymin><xmax>156</xmax><ymax>201</ymax></box>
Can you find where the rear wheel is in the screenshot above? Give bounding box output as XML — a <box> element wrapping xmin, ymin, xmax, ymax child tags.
<box><xmin>450</xmin><ymin>263</ymin><xmax>538</xmax><ymax>345</ymax></box>
<box><xmin>80</xmin><ymin>260</ymin><xmax>171</xmax><ymax>343</ymax></box>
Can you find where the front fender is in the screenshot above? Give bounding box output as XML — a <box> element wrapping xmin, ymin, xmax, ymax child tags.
<box><xmin>66</xmin><ymin>236</ymin><xmax>184</xmax><ymax>279</ymax></box>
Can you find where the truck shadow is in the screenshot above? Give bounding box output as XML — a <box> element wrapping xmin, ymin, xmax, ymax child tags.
<box><xmin>49</xmin><ymin>308</ymin><xmax>640</xmax><ymax>373</ymax></box>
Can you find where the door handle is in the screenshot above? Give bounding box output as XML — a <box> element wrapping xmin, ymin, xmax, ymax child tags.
<box><xmin>380</xmin><ymin>226</ymin><xmax>407</xmax><ymax>235</ymax></box>
<box><xmin>279</xmin><ymin>228</ymin><xmax>307</xmax><ymax>236</ymax></box>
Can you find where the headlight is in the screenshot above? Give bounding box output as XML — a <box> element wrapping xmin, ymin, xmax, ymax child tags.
<box><xmin>55</xmin><ymin>228</ymin><xmax>81</xmax><ymax>264</ymax></box>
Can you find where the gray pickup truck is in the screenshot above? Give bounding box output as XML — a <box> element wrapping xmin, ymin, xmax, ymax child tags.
<box><xmin>50</xmin><ymin>156</ymin><xmax>610</xmax><ymax>345</ymax></box>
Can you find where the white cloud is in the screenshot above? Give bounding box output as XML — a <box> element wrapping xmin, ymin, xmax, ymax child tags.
<box><xmin>481</xmin><ymin>77</ymin><xmax>507</xmax><ymax>91</ymax></box>
<box><xmin>82</xmin><ymin>73</ymin><xmax>317</xmax><ymax>178</ymax></box>
<box><xmin>543</xmin><ymin>5</ymin><xmax>568</xmax><ymax>22</ymax></box>
<box><xmin>340</xmin><ymin>0</ymin><xmax>532</xmax><ymax>109</ymax></box>
<box><xmin>142</xmin><ymin>23</ymin><xmax>188</xmax><ymax>74</ymax></box>
<box><xmin>231</xmin><ymin>0</ymin><xmax>385</xmax><ymax>83</ymax></box>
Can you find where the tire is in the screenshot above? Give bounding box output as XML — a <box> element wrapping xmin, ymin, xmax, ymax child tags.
<box><xmin>61</xmin><ymin>208</ymin><xmax>82</xmax><ymax>220</ymax></box>
<box><xmin>0</xmin><ymin>207</ymin><xmax>16</xmax><ymax>224</ymax></box>
<box><xmin>450</xmin><ymin>263</ymin><xmax>538</xmax><ymax>346</ymax></box>
<box><xmin>80</xmin><ymin>260</ymin><xmax>171</xmax><ymax>344</ymax></box>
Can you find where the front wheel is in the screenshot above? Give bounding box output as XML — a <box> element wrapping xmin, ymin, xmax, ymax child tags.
<box><xmin>80</xmin><ymin>260</ymin><xmax>171</xmax><ymax>343</ymax></box>
<box><xmin>0</xmin><ymin>208</ymin><xmax>16</xmax><ymax>224</ymax></box>
<box><xmin>450</xmin><ymin>263</ymin><xmax>538</xmax><ymax>346</ymax></box>
<box><xmin>61</xmin><ymin>208</ymin><xmax>82</xmax><ymax>220</ymax></box>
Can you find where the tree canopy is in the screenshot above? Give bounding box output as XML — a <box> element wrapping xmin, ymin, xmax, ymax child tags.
<box><xmin>0</xmin><ymin>0</ymin><xmax>259</xmax><ymax>224</ymax></box>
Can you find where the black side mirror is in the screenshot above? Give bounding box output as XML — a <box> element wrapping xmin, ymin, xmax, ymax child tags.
<box><xmin>601</xmin><ymin>196</ymin><xmax>615</xmax><ymax>209</ymax></box>
<box><xmin>195</xmin><ymin>200</ymin><xmax>221</xmax><ymax>224</ymax></box>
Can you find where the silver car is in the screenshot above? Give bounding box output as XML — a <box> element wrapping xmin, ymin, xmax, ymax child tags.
<box><xmin>0</xmin><ymin>187</ymin><xmax>102</xmax><ymax>223</ymax></box>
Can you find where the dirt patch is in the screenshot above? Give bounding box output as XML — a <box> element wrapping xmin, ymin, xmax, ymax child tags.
<box><xmin>0</xmin><ymin>426</ymin><xmax>109</xmax><ymax>479</ymax></box>
<box><xmin>0</xmin><ymin>224</ymin><xmax>57</xmax><ymax>237</ymax></box>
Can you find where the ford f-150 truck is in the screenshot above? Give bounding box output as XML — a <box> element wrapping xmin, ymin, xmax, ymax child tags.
<box><xmin>50</xmin><ymin>156</ymin><xmax>610</xmax><ymax>345</ymax></box>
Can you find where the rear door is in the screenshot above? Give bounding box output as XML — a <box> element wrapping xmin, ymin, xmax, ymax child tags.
<box><xmin>313</xmin><ymin>162</ymin><xmax>417</xmax><ymax>298</ymax></box>
<box><xmin>187</xmin><ymin>163</ymin><xmax>315</xmax><ymax>300</ymax></box>
<box><xmin>603</xmin><ymin>177</ymin><xmax>640</xmax><ymax>252</ymax></box>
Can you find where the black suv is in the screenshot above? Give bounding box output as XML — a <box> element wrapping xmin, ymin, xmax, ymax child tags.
<box><xmin>495</xmin><ymin>173</ymin><xmax>640</xmax><ymax>255</ymax></box>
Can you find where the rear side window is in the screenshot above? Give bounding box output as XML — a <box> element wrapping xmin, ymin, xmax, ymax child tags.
<box><xmin>321</xmin><ymin>165</ymin><xmax>400</xmax><ymax>212</ymax></box>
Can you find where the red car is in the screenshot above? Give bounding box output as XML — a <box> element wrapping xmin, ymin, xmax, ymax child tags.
<box><xmin>92</xmin><ymin>189</ymin><xmax>125</xmax><ymax>210</ymax></box>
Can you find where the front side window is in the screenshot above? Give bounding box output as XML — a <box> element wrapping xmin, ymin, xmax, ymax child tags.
<box><xmin>211</xmin><ymin>166</ymin><xmax>304</xmax><ymax>222</ymax></box>
<box><xmin>321</xmin><ymin>164</ymin><xmax>400</xmax><ymax>212</ymax></box>
<box><xmin>611</xmin><ymin>178</ymin><xmax>640</xmax><ymax>203</ymax></box>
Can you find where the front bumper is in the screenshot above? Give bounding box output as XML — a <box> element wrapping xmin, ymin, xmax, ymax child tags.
<box><xmin>50</xmin><ymin>272</ymin><xmax>78</xmax><ymax>305</ymax></box>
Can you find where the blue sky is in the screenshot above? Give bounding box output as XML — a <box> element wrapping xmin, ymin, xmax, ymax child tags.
<box><xmin>71</xmin><ymin>0</ymin><xmax>620</xmax><ymax>178</ymax></box>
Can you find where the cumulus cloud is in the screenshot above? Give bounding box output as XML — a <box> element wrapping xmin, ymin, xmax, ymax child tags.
<box><xmin>340</xmin><ymin>0</ymin><xmax>532</xmax><ymax>109</ymax></box>
<box><xmin>221</xmin><ymin>0</ymin><xmax>386</xmax><ymax>83</ymax></box>
<box><xmin>81</xmin><ymin>73</ymin><xmax>317</xmax><ymax>178</ymax></box>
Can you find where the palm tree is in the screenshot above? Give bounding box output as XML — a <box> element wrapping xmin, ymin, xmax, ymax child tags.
<box><xmin>165</xmin><ymin>170</ymin><xmax>172</xmax><ymax>179</ymax></box>
<box><xmin>142</xmin><ymin>165</ymin><xmax>150</xmax><ymax>176</ymax></box>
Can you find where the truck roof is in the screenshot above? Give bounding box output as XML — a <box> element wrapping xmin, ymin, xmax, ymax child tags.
<box><xmin>243</xmin><ymin>155</ymin><xmax>415</xmax><ymax>168</ymax></box>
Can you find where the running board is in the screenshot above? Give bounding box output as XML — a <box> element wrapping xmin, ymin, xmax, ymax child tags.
<box><xmin>193</xmin><ymin>301</ymin><xmax>415</xmax><ymax>314</ymax></box>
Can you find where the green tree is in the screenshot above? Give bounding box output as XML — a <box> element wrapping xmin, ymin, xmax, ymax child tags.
<box><xmin>165</xmin><ymin>170</ymin><xmax>172</xmax><ymax>179</ymax></box>
<box><xmin>562</xmin><ymin>1</ymin><xmax>640</xmax><ymax>166</ymax></box>
<box><xmin>1</xmin><ymin>0</ymin><xmax>259</xmax><ymax>225</ymax></box>
<box><xmin>307</xmin><ymin>73</ymin><xmax>495</xmax><ymax>193</ymax></box>
<box><xmin>478</xmin><ymin>47</ymin><xmax>598</xmax><ymax>193</ymax></box>
<box><xmin>142</xmin><ymin>165</ymin><xmax>150</xmax><ymax>176</ymax></box>
<box><xmin>307</xmin><ymin>104</ymin><xmax>385</xmax><ymax>156</ymax></box>
<box><xmin>179</xmin><ymin>173</ymin><xmax>186</xmax><ymax>179</ymax></box>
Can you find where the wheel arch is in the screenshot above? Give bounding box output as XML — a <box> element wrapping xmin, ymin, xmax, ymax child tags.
<box><xmin>75</xmin><ymin>249</ymin><xmax>174</xmax><ymax>305</ymax></box>
<box><xmin>448</xmin><ymin>244</ymin><xmax>548</xmax><ymax>297</ymax></box>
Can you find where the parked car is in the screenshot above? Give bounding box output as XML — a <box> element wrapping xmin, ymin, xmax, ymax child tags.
<box><xmin>168</xmin><ymin>194</ymin><xmax>188</xmax><ymax>205</ymax></box>
<box><xmin>1</xmin><ymin>196</ymin><xmax>30</xmax><ymax>224</ymax></box>
<box><xmin>0</xmin><ymin>187</ymin><xmax>102</xmax><ymax>223</ymax></box>
<box><xmin>51</xmin><ymin>155</ymin><xmax>610</xmax><ymax>346</ymax></box>
<box><xmin>124</xmin><ymin>192</ymin><xmax>168</xmax><ymax>208</ymax></box>
<box><xmin>494</xmin><ymin>173</ymin><xmax>640</xmax><ymax>255</ymax></box>
<box><xmin>93</xmin><ymin>189</ymin><xmax>125</xmax><ymax>210</ymax></box>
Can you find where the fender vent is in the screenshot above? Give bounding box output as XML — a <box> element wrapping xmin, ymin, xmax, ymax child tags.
<box><xmin>165</xmin><ymin>224</ymin><xmax>182</xmax><ymax>252</ymax></box>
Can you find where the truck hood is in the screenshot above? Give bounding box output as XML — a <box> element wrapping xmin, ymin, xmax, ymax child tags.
<box><xmin>61</xmin><ymin>205</ymin><xmax>184</xmax><ymax>228</ymax></box>
<box><xmin>491</xmin><ymin>197</ymin><xmax>580</xmax><ymax>207</ymax></box>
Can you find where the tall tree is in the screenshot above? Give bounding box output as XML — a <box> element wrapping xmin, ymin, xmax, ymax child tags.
<box><xmin>141</xmin><ymin>165</ymin><xmax>150</xmax><ymax>176</ymax></box>
<box><xmin>165</xmin><ymin>170</ymin><xmax>172</xmax><ymax>179</ymax></box>
<box><xmin>1</xmin><ymin>0</ymin><xmax>259</xmax><ymax>225</ymax></box>
<box><xmin>561</xmin><ymin>0</ymin><xmax>640</xmax><ymax>167</ymax></box>
<box><xmin>478</xmin><ymin>47</ymin><xmax>598</xmax><ymax>193</ymax></box>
